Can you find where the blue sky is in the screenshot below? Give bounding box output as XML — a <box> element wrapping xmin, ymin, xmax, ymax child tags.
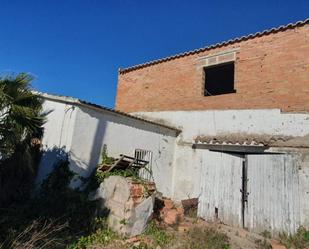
<box><xmin>0</xmin><ymin>0</ymin><xmax>308</xmax><ymax>108</ymax></box>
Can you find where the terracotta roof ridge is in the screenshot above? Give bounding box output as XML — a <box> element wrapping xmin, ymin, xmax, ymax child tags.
<box><xmin>119</xmin><ymin>18</ymin><xmax>309</xmax><ymax>74</ymax></box>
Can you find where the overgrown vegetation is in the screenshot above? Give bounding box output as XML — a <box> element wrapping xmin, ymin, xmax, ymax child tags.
<box><xmin>0</xmin><ymin>73</ymin><xmax>47</xmax><ymax>207</ymax></box>
<box><xmin>254</xmin><ymin>230</ymin><xmax>272</xmax><ymax>249</ymax></box>
<box><xmin>86</xmin><ymin>145</ymin><xmax>152</xmax><ymax>195</ymax></box>
<box><xmin>68</xmin><ymin>218</ymin><xmax>118</xmax><ymax>249</ymax></box>
<box><xmin>279</xmin><ymin>226</ymin><xmax>309</xmax><ymax>249</ymax></box>
<box><xmin>0</xmin><ymin>145</ymin><xmax>158</xmax><ymax>249</ymax></box>
<box><xmin>0</xmin><ymin>134</ymin><xmax>157</xmax><ymax>249</ymax></box>
<box><xmin>181</xmin><ymin>227</ymin><xmax>230</xmax><ymax>249</ymax></box>
<box><xmin>143</xmin><ymin>221</ymin><xmax>173</xmax><ymax>247</ymax></box>
<box><xmin>0</xmin><ymin>219</ymin><xmax>68</xmax><ymax>249</ymax></box>
<box><xmin>255</xmin><ymin>238</ymin><xmax>272</xmax><ymax>249</ymax></box>
<box><xmin>0</xmin><ymin>158</ymin><xmax>97</xmax><ymax>248</ymax></box>
<box><xmin>0</xmin><ymin>76</ymin><xmax>285</xmax><ymax>249</ymax></box>
<box><xmin>100</xmin><ymin>144</ymin><xmax>115</xmax><ymax>166</ymax></box>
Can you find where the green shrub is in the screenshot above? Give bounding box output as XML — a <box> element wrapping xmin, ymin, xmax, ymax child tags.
<box><xmin>37</xmin><ymin>159</ymin><xmax>97</xmax><ymax>234</ymax></box>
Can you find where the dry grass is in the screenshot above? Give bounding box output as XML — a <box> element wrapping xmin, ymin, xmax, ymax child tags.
<box><xmin>179</xmin><ymin>226</ymin><xmax>230</xmax><ymax>249</ymax></box>
<box><xmin>0</xmin><ymin>219</ymin><xmax>67</xmax><ymax>249</ymax></box>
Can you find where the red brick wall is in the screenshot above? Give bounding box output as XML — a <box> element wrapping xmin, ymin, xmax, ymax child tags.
<box><xmin>116</xmin><ymin>25</ymin><xmax>309</xmax><ymax>112</ymax></box>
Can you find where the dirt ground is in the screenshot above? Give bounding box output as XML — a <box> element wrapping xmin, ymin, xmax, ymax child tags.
<box><xmin>171</xmin><ymin>218</ymin><xmax>273</xmax><ymax>249</ymax></box>
<box><xmin>105</xmin><ymin>217</ymin><xmax>279</xmax><ymax>249</ymax></box>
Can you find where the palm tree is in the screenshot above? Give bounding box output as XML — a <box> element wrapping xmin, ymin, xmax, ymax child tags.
<box><xmin>0</xmin><ymin>73</ymin><xmax>46</xmax><ymax>159</ymax></box>
<box><xmin>0</xmin><ymin>73</ymin><xmax>48</xmax><ymax>206</ymax></box>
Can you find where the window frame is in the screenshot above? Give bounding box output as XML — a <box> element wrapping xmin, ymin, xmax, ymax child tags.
<box><xmin>203</xmin><ymin>61</ymin><xmax>236</xmax><ymax>97</ymax></box>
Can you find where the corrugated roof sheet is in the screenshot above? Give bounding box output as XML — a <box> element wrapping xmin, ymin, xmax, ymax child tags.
<box><xmin>35</xmin><ymin>91</ymin><xmax>181</xmax><ymax>133</ymax></box>
<box><xmin>119</xmin><ymin>18</ymin><xmax>309</xmax><ymax>74</ymax></box>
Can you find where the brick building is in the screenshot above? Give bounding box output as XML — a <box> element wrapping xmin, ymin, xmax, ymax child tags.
<box><xmin>116</xmin><ymin>19</ymin><xmax>309</xmax><ymax>113</ymax></box>
<box><xmin>115</xmin><ymin>19</ymin><xmax>309</xmax><ymax>235</ymax></box>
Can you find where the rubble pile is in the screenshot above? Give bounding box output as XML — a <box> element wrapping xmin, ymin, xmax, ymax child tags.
<box><xmin>90</xmin><ymin>176</ymin><xmax>156</xmax><ymax>237</ymax></box>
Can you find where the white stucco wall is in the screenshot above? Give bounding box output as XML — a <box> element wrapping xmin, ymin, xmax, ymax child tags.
<box><xmin>37</xmin><ymin>100</ymin><xmax>309</xmax><ymax>230</ymax></box>
<box><xmin>69</xmin><ymin>106</ymin><xmax>177</xmax><ymax>196</ymax></box>
<box><xmin>36</xmin><ymin>100</ymin><xmax>77</xmax><ymax>183</ymax></box>
<box><xmin>37</xmin><ymin>98</ymin><xmax>177</xmax><ymax>197</ymax></box>
<box><xmin>134</xmin><ymin>109</ymin><xmax>309</xmax><ymax>141</ymax></box>
<box><xmin>133</xmin><ymin>109</ymin><xmax>309</xmax><ymax>200</ymax></box>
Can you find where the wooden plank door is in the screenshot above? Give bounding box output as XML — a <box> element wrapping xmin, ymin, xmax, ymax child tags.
<box><xmin>198</xmin><ymin>151</ymin><xmax>244</xmax><ymax>227</ymax></box>
<box><xmin>245</xmin><ymin>154</ymin><xmax>300</xmax><ymax>234</ymax></box>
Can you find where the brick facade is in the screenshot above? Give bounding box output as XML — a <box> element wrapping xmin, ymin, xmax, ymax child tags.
<box><xmin>116</xmin><ymin>24</ymin><xmax>309</xmax><ymax>113</ymax></box>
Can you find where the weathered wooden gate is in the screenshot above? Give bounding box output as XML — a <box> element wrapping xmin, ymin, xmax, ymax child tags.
<box><xmin>198</xmin><ymin>151</ymin><xmax>300</xmax><ymax>234</ymax></box>
<box><xmin>245</xmin><ymin>154</ymin><xmax>300</xmax><ymax>234</ymax></box>
<box><xmin>198</xmin><ymin>151</ymin><xmax>243</xmax><ymax>227</ymax></box>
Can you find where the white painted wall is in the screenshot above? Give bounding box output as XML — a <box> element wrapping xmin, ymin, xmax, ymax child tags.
<box><xmin>37</xmin><ymin>100</ymin><xmax>309</xmax><ymax>231</ymax></box>
<box><xmin>133</xmin><ymin>109</ymin><xmax>309</xmax><ymax>200</ymax></box>
<box><xmin>37</xmin><ymin>98</ymin><xmax>177</xmax><ymax>197</ymax></box>
<box><xmin>36</xmin><ymin>100</ymin><xmax>77</xmax><ymax>183</ymax></box>
<box><xmin>69</xmin><ymin>105</ymin><xmax>177</xmax><ymax>196</ymax></box>
<box><xmin>134</xmin><ymin>109</ymin><xmax>309</xmax><ymax>141</ymax></box>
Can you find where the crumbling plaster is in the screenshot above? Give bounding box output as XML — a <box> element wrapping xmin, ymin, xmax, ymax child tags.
<box><xmin>132</xmin><ymin>109</ymin><xmax>309</xmax><ymax>200</ymax></box>
<box><xmin>38</xmin><ymin>98</ymin><xmax>178</xmax><ymax>198</ymax></box>
<box><xmin>69</xmin><ymin>105</ymin><xmax>177</xmax><ymax>197</ymax></box>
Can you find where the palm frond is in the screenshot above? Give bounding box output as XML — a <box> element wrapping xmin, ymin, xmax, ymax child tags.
<box><xmin>0</xmin><ymin>73</ymin><xmax>46</xmax><ymax>158</ymax></box>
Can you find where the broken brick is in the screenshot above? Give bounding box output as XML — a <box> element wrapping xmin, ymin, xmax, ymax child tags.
<box><xmin>164</xmin><ymin>199</ymin><xmax>174</xmax><ymax>209</ymax></box>
<box><xmin>163</xmin><ymin>209</ymin><xmax>180</xmax><ymax>225</ymax></box>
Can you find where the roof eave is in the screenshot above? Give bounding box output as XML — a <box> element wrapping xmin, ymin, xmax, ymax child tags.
<box><xmin>119</xmin><ymin>18</ymin><xmax>309</xmax><ymax>74</ymax></box>
<box><xmin>36</xmin><ymin>91</ymin><xmax>181</xmax><ymax>134</ymax></box>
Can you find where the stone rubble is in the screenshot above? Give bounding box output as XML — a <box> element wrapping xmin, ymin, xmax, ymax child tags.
<box><xmin>90</xmin><ymin>175</ymin><xmax>156</xmax><ymax>237</ymax></box>
<box><xmin>155</xmin><ymin>198</ymin><xmax>185</xmax><ymax>226</ymax></box>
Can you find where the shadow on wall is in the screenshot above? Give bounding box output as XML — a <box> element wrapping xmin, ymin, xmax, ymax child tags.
<box><xmin>68</xmin><ymin>106</ymin><xmax>178</xmax><ymax>186</ymax></box>
<box><xmin>37</xmin><ymin>106</ymin><xmax>110</xmax><ymax>189</ymax></box>
<box><xmin>68</xmin><ymin>107</ymin><xmax>108</xmax><ymax>188</ymax></box>
<box><xmin>37</xmin><ymin>104</ymin><xmax>177</xmax><ymax>190</ymax></box>
<box><xmin>36</xmin><ymin>146</ymin><xmax>69</xmax><ymax>185</ymax></box>
<box><xmin>36</xmin><ymin>146</ymin><xmax>92</xmax><ymax>189</ymax></box>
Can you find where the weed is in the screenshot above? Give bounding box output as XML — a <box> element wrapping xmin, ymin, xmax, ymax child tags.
<box><xmin>181</xmin><ymin>226</ymin><xmax>230</xmax><ymax>249</ymax></box>
<box><xmin>120</xmin><ymin>219</ymin><xmax>128</xmax><ymax>225</ymax></box>
<box><xmin>1</xmin><ymin>219</ymin><xmax>67</xmax><ymax>249</ymax></box>
<box><xmin>144</xmin><ymin>221</ymin><xmax>172</xmax><ymax>247</ymax></box>
<box><xmin>132</xmin><ymin>242</ymin><xmax>153</xmax><ymax>249</ymax></box>
<box><xmin>68</xmin><ymin>222</ymin><xmax>118</xmax><ymax>249</ymax></box>
<box><xmin>85</xmin><ymin>145</ymin><xmax>152</xmax><ymax>193</ymax></box>
<box><xmin>261</xmin><ymin>230</ymin><xmax>272</xmax><ymax>239</ymax></box>
<box><xmin>255</xmin><ymin>238</ymin><xmax>272</xmax><ymax>249</ymax></box>
<box><xmin>67</xmin><ymin>218</ymin><xmax>118</xmax><ymax>249</ymax></box>
<box><xmin>280</xmin><ymin>226</ymin><xmax>309</xmax><ymax>249</ymax></box>
<box><xmin>100</xmin><ymin>144</ymin><xmax>115</xmax><ymax>165</ymax></box>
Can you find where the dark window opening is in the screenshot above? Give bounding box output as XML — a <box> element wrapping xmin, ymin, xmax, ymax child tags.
<box><xmin>204</xmin><ymin>62</ymin><xmax>235</xmax><ymax>96</ymax></box>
